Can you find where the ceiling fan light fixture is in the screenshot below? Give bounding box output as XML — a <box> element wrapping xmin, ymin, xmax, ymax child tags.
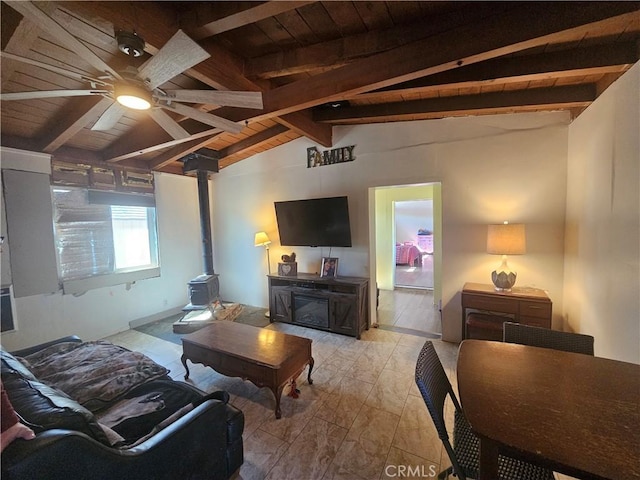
<box><xmin>114</xmin><ymin>82</ymin><xmax>152</xmax><ymax>110</ymax></box>
<box><xmin>116</xmin><ymin>30</ymin><xmax>146</xmax><ymax>57</ymax></box>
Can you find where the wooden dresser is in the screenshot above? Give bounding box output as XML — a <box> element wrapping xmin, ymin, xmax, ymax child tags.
<box><xmin>461</xmin><ymin>282</ymin><xmax>552</xmax><ymax>340</ymax></box>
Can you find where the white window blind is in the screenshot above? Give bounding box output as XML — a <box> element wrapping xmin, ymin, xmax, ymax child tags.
<box><xmin>52</xmin><ymin>187</ymin><xmax>159</xmax><ymax>293</ymax></box>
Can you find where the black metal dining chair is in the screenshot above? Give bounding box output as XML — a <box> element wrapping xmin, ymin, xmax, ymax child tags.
<box><xmin>414</xmin><ymin>341</ymin><xmax>555</xmax><ymax>480</ymax></box>
<box><xmin>503</xmin><ymin>322</ymin><xmax>594</xmax><ymax>355</ymax></box>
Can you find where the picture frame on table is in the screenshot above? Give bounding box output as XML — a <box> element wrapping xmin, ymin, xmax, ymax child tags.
<box><xmin>320</xmin><ymin>257</ymin><xmax>338</xmax><ymax>278</ymax></box>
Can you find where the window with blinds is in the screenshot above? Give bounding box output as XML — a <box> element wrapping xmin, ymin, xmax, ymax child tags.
<box><xmin>51</xmin><ymin>187</ymin><xmax>159</xmax><ymax>293</ymax></box>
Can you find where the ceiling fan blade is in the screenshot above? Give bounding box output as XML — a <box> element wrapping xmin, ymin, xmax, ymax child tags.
<box><xmin>91</xmin><ymin>102</ymin><xmax>127</xmax><ymax>131</ymax></box>
<box><xmin>162</xmin><ymin>90</ymin><xmax>263</xmax><ymax>110</ymax></box>
<box><xmin>0</xmin><ymin>52</ymin><xmax>110</xmax><ymax>86</ymax></box>
<box><xmin>6</xmin><ymin>1</ymin><xmax>122</xmax><ymax>81</ymax></box>
<box><xmin>148</xmin><ymin>109</ymin><xmax>190</xmax><ymax>140</ymax></box>
<box><xmin>1</xmin><ymin>90</ymin><xmax>108</xmax><ymax>101</ymax></box>
<box><xmin>159</xmin><ymin>102</ymin><xmax>242</xmax><ymax>134</ymax></box>
<box><xmin>138</xmin><ymin>30</ymin><xmax>210</xmax><ymax>89</ymax></box>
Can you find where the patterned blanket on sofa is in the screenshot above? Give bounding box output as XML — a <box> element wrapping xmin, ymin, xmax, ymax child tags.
<box><xmin>19</xmin><ymin>341</ymin><xmax>168</xmax><ymax>412</ymax></box>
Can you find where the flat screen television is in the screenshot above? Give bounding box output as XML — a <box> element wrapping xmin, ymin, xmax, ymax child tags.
<box><xmin>274</xmin><ymin>196</ymin><xmax>352</xmax><ymax>247</ymax></box>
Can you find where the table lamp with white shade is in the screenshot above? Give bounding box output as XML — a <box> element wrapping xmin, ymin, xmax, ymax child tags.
<box><xmin>486</xmin><ymin>222</ymin><xmax>526</xmax><ymax>291</ymax></box>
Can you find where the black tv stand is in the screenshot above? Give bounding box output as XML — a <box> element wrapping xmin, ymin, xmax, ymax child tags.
<box><xmin>267</xmin><ymin>273</ymin><xmax>370</xmax><ymax>339</ymax></box>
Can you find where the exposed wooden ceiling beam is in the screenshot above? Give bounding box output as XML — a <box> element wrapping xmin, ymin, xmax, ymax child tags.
<box><xmin>103</xmin><ymin>110</ymin><xmax>298</xmax><ymax>168</ymax></box>
<box><xmin>360</xmin><ymin>42</ymin><xmax>639</xmax><ymax>100</ymax></box>
<box><xmin>4</xmin><ymin>2</ymin><xmax>635</xmax><ymax>172</ymax></box>
<box><xmin>187</xmin><ymin>1</ymin><xmax>315</xmax><ymax>40</ymax></box>
<box><xmin>154</xmin><ymin>163</ymin><xmax>184</xmax><ymax>176</ymax></box>
<box><xmin>244</xmin><ymin>17</ymin><xmax>433</xmax><ymax>79</ymax></box>
<box><xmin>60</xmin><ymin>2</ymin><xmax>636</xmax><ymax>166</ymax></box>
<box><xmin>127</xmin><ymin>5</ymin><xmax>640</xmax><ymax>163</ymax></box>
<box><xmin>244</xmin><ymin>2</ymin><xmax>501</xmax><ymax>79</ymax></box>
<box><xmin>52</xmin><ymin>146</ymin><xmax>148</xmax><ymax>170</ymax></box>
<box><xmin>105</xmin><ymin>125</ymin><xmax>219</xmax><ymax>164</ymax></box>
<box><xmin>595</xmin><ymin>72</ymin><xmax>625</xmax><ymax>96</ymax></box>
<box><xmin>103</xmin><ymin>105</ymin><xmax>334</xmax><ymax>164</ymax></box>
<box><xmin>218</xmin><ymin>124</ymin><xmax>289</xmax><ymax>159</ymax></box>
<box><xmin>41</xmin><ymin>96</ymin><xmax>112</xmax><ymax>153</ymax></box>
<box><xmin>313</xmin><ymin>85</ymin><xmax>596</xmax><ymax>124</ymax></box>
<box><xmin>260</xmin><ymin>4</ymin><xmax>639</xmax><ymax>117</ymax></box>
<box><xmin>147</xmin><ymin>134</ymin><xmax>221</xmax><ymax>170</ymax></box>
<box><xmin>276</xmin><ymin>111</ymin><xmax>331</xmax><ymax>147</ymax></box>
<box><xmin>59</xmin><ymin>1</ymin><xmax>329</xmax><ymax>154</ymax></box>
<box><xmin>187</xmin><ymin>39</ymin><xmax>263</xmax><ymax>92</ymax></box>
<box><xmin>61</xmin><ymin>1</ymin><xmax>259</xmax><ymax>92</ymax></box>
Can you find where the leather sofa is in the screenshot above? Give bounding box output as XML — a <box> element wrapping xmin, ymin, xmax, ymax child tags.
<box><xmin>1</xmin><ymin>336</ymin><xmax>244</xmax><ymax>480</ymax></box>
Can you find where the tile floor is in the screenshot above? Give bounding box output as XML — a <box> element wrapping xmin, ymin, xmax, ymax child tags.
<box><xmin>104</xmin><ymin>290</ymin><xmax>571</xmax><ymax>480</ymax></box>
<box><xmin>395</xmin><ymin>255</ymin><xmax>434</xmax><ymax>289</ymax></box>
<box><xmin>104</xmin><ymin>322</ymin><xmax>459</xmax><ymax>480</ymax></box>
<box><xmin>376</xmin><ymin>289</ymin><xmax>441</xmax><ymax>336</ymax></box>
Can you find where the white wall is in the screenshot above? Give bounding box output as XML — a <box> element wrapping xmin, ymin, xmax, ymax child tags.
<box><xmin>564</xmin><ymin>62</ymin><xmax>640</xmax><ymax>363</ymax></box>
<box><xmin>0</xmin><ymin>66</ymin><xmax>633</xmax><ymax>356</ymax></box>
<box><xmin>1</xmin><ymin>170</ymin><xmax>204</xmax><ymax>351</ymax></box>
<box><xmin>211</xmin><ymin>111</ymin><xmax>570</xmax><ymax>342</ymax></box>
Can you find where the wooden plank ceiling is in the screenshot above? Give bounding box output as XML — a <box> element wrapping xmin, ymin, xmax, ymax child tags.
<box><xmin>1</xmin><ymin>1</ymin><xmax>638</xmax><ymax>174</ymax></box>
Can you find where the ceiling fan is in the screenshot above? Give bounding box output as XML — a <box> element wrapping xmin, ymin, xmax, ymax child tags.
<box><xmin>0</xmin><ymin>2</ymin><xmax>263</xmax><ymax>138</ymax></box>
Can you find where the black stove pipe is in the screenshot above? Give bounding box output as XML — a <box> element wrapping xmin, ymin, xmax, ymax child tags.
<box><xmin>196</xmin><ymin>169</ymin><xmax>214</xmax><ymax>275</ymax></box>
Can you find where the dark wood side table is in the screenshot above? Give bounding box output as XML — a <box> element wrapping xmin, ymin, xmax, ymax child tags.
<box><xmin>461</xmin><ymin>282</ymin><xmax>551</xmax><ymax>340</ymax></box>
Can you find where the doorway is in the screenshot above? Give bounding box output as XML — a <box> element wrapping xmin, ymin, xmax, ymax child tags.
<box><xmin>394</xmin><ymin>199</ymin><xmax>434</xmax><ymax>290</ymax></box>
<box><xmin>369</xmin><ymin>182</ymin><xmax>442</xmax><ymax>336</ymax></box>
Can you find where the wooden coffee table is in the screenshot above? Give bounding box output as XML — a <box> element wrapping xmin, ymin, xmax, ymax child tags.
<box><xmin>181</xmin><ymin>321</ymin><xmax>314</xmax><ymax>419</ymax></box>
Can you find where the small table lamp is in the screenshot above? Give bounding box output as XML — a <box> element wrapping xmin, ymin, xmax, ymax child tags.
<box><xmin>254</xmin><ymin>231</ymin><xmax>271</xmax><ymax>274</ymax></box>
<box><xmin>487</xmin><ymin>222</ymin><xmax>526</xmax><ymax>291</ymax></box>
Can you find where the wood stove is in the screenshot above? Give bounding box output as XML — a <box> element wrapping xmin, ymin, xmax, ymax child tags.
<box><xmin>182</xmin><ymin>149</ymin><xmax>221</xmax><ymax>311</ymax></box>
<box><xmin>186</xmin><ymin>274</ymin><xmax>220</xmax><ymax>309</ymax></box>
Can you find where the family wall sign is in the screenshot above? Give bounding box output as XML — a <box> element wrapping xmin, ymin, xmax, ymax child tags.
<box><xmin>306</xmin><ymin>145</ymin><xmax>355</xmax><ymax>168</ymax></box>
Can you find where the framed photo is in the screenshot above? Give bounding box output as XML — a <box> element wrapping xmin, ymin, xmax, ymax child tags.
<box><xmin>321</xmin><ymin>257</ymin><xmax>338</xmax><ymax>278</ymax></box>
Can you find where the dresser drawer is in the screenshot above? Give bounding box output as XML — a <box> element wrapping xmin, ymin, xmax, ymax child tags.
<box><xmin>230</xmin><ymin>358</ymin><xmax>271</xmax><ymax>381</ymax></box>
<box><xmin>462</xmin><ymin>283</ymin><xmax>553</xmax><ymax>340</ymax></box>
<box><xmin>519</xmin><ymin>301</ymin><xmax>551</xmax><ymax>319</ymax></box>
<box><xmin>520</xmin><ymin>315</ymin><xmax>551</xmax><ymax>328</ymax></box>
<box><xmin>462</xmin><ymin>294</ymin><xmax>518</xmax><ymax>314</ymax></box>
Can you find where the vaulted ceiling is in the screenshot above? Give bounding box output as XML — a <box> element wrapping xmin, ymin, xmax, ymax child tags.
<box><xmin>1</xmin><ymin>1</ymin><xmax>638</xmax><ymax>175</ymax></box>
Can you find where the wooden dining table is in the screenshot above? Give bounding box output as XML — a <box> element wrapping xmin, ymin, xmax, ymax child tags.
<box><xmin>457</xmin><ymin>340</ymin><xmax>640</xmax><ymax>480</ymax></box>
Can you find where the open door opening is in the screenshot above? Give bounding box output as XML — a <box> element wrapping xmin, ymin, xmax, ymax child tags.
<box><xmin>369</xmin><ymin>183</ymin><xmax>442</xmax><ymax>336</ymax></box>
<box><xmin>394</xmin><ymin>199</ymin><xmax>434</xmax><ymax>290</ymax></box>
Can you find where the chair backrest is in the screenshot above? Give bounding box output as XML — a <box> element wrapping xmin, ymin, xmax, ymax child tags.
<box><xmin>415</xmin><ymin>341</ymin><xmax>466</xmax><ymax>478</ymax></box>
<box><xmin>503</xmin><ymin>322</ymin><xmax>594</xmax><ymax>355</ymax></box>
<box><xmin>415</xmin><ymin>341</ymin><xmax>457</xmax><ymax>439</ymax></box>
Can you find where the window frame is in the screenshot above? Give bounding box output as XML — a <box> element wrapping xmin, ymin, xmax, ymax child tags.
<box><xmin>51</xmin><ymin>186</ymin><xmax>160</xmax><ymax>295</ymax></box>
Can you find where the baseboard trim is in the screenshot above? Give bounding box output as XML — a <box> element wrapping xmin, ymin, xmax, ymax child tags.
<box><xmin>129</xmin><ymin>306</ymin><xmax>184</xmax><ymax>329</ymax></box>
